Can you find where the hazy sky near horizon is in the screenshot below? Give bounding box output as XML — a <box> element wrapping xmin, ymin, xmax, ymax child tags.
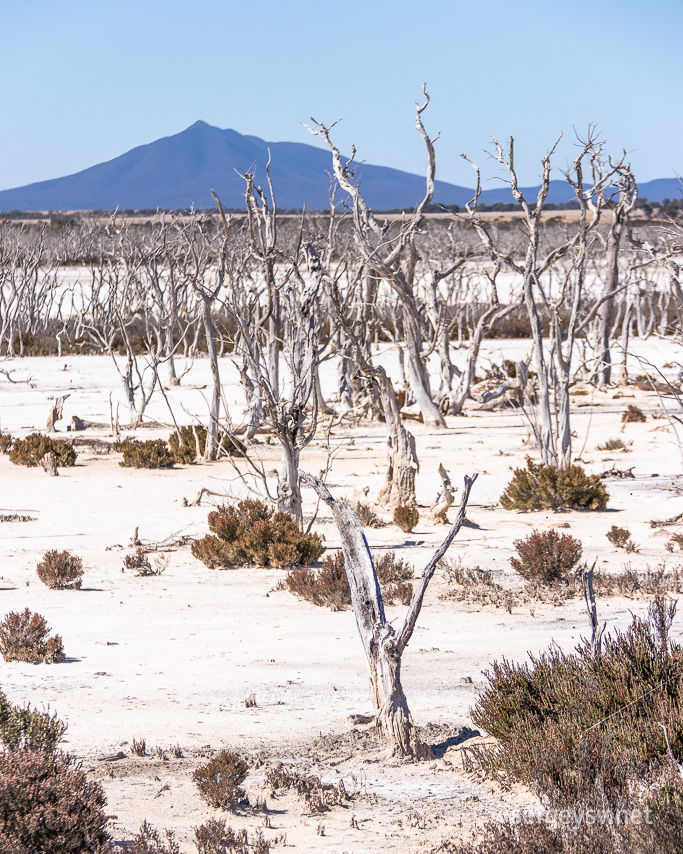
<box><xmin>1</xmin><ymin>0</ymin><xmax>681</xmax><ymax>192</ymax></box>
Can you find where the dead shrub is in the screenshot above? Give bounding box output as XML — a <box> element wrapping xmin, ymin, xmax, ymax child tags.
<box><xmin>131</xmin><ymin>738</ymin><xmax>147</xmax><ymax>756</ymax></box>
<box><xmin>191</xmin><ymin>499</ymin><xmax>325</xmax><ymax>569</ymax></box>
<box><xmin>117</xmin><ymin>439</ymin><xmax>175</xmax><ymax>469</ymax></box>
<box><xmin>128</xmin><ymin>821</ymin><xmax>180</xmax><ymax>854</ymax></box>
<box><xmin>123</xmin><ymin>549</ymin><xmax>168</xmax><ymax>576</ymax></box>
<box><xmin>36</xmin><ymin>549</ymin><xmax>84</xmax><ymax>589</ymax></box>
<box><xmin>0</xmin><ymin>608</ymin><xmax>65</xmax><ymax>663</ymax></box>
<box><xmin>393</xmin><ymin>504</ymin><xmax>419</xmax><ymax>532</ymax></box>
<box><xmin>286</xmin><ymin>550</ymin><xmax>413</xmax><ymax>609</ymax></box>
<box><xmin>168</xmin><ymin>426</ymin><xmax>245</xmax><ymax>464</ymax></box>
<box><xmin>596</xmin><ymin>437</ymin><xmax>629</xmax><ymax>451</ymax></box>
<box><xmin>9</xmin><ymin>432</ymin><xmax>76</xmax><ymax>467</ymax></box>
<box><xmin>509</xmin><ymin>529</ymin><xmax>583</xmax><ymax>585</ymax></box>
<box><xmin>194</xmin><ymin>818</ymin><xmax>272</xmax><ymax>854</ymax></box>
<box><xmin>193</xmin><ymin>750</ymin><xmax>249</xmax><ymax>811</ymax></box>
<box><xmin>500</xmin><ymin>457</ymin><xmax>608</xmax><ymax>512</ymax></box>
<box><xmin>0</xmin><ymin>689</ymin><xmax>67</xmax><ymax>753</ymax></box>
<box><xmin>265</xmin><ymin>762</ymin><xmax>347</xmax><ymax>813</ymax></box>
<box><xmin>0</xmin><ymin>748</ymin><xmax>110</xmax><ymax>854</ymax></box>
<box><xmin>352</xmin><ymin>501</ymin><xmax>385</xmax><ymax>528</ymax></box>
<box><xmin>622</xmin><ymin>404</ymin><xmax>646</xmax><ymax>423</ymax></box>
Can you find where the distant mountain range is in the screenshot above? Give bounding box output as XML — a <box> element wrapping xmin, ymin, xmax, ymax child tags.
<box><xmin>0</xmin><ymin>121</ymin><xmax>679</xmax><ymax>211</ymax></box>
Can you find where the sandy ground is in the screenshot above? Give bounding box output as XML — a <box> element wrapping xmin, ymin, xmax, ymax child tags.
<box><xmin>1</xmin><ymin>344</ymin><xmax>682</xmax><ymax>851</ymax></box>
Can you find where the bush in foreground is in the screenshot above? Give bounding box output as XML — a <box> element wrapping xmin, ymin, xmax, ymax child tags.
<box><xmin>9</xmin><ymin>433</ymin><xmax>76</xmax><ymax>467</ymax></box>
<box><xmin>193</xmin><ymin>750</ymin><xmax>249</xmax><ymax>811</ymax></box>
<box><xmin>191</xmin><ymin>499</ymin><xmax>325</xmax><ymax>569</ymax></box>
<box><xmin>117</xmin><ymin>439</ymin><xmax>175</xmax><ymax>469</ymax></box>
<box><xmin>509</xmin><ymin>529</ymin><xmax>583</xmax><ymax>585</ymax></box>
<box><xmin>0</xmin><ymin>608</ymin><xmax>65</xmax><ymax>663</ymax></box>
<box><xmin>500</xmin><ymin>457</ymin><xmax>608</xmax><ymax>512</ymax></box>
<box><xmin>0</xmin><ymin>748</ymin><xmax>110</xmax><ymax>854</ymax></box>
<box><xmin>36</xmin><ymin>549</ymin><xmax>84</xmax><ymax>589</ymax></box>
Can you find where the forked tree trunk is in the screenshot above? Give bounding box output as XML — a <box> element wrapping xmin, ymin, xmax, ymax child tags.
<box><xmin>300</xmin><ymin>471</ymin><xmax>477</xmax><ymax>759</ymax></box>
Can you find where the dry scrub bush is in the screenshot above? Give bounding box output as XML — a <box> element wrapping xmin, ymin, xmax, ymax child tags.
<box><xmin>195</xmin><ymin>819</ymin><xmax>271</xmax><ymax>854</ymax></box>
<box><xmin>622</xmin><ymin>404</ymin><xmax>647</xmax><ymax>423</ymax></box>
<box><xmin>36</xmin><ymin>549</ymin><xmax>84</xmax><ymax>589</ymax></box>
<box><xmin>509</xmin><ymin>529</ymin><xmax>583</xmax><ymax>585</ymax></box>
<box><xmin>0</xmin><ymin>432</ymin><xmax>11</xmax><ymax>454</ymax></box>
<box><xmin>286</xmin><ymin>550</ymin><xmax>413</xmax><ymax>609</ymax></box>
<box><xmin>117</xmin><ymin>439</ymin><xmax>175</xmax><ymax>469</ymax></box>
<box><xmin>470</xmin><ymin>603</ymin><xmax>683</xmax><ymax>812</ymax></box>
<box><xmin>597</xmin><ymin>437</ymin><xmax>629</xmax><ymax>451</ymax></box>
<box><xmin>265</xmin><ymin>763</ymin><xmax>348</xmax><ymax>813</ymax></box>
<box><xmin>123</xmin><ymin>549</ymin><xmax>167</xmax><ymax>576</ymax></box>
<box><xmin>9</xmin><ymin>432</ymin><xmax>76</xmax><ymax>467</ymax></box>
<box><xmin>500</xmin><ymin>457</ymin><xmax>608</xmax><ymax>511</ymax></box>
<box><xmin>393</xmin><ymin>504</ymin><xmax>419</xmax><ymax>532</ymax></box>
<box><xmin>193</xmin><ymin>750</ymin><xmax>249</xmax><ymax>811</ymax></box>
<box><xmin>0</xmin><ymin>690</ymin><xmax>66</xmax><ymax>753</ymax></box>
<box><xmin>607</xmin><ymin>525</ymin><xmax>639</xmax><ymax>553</ymax></box>
<box><xmin>352</xmin><ymin>501</ymin><xmax>385</xmax><ymax>528</ymax></box>
<box><xmin>191</xmin><ymin>499</ymin><xmax>324</xmax><ymax>569</ymax></box>
<box><xmin>130</xmin><ymin>738</ymin><xmax>147</xmax><ymax>757</ymax></box>
<box><xmin>127</xmin><ymin>821</ymin><xmax>180</xmax><ymax>854</ymax></box>
<box><xmin>0</xmin><ymin>608</ymin><xmax>65</xmax><ymax>663</ymax></box>
<box><xmin>168</xmin><ymin>426</ymin><xmax>245</xmax><ymax>464</ymax></box>
<box><xmin>0</xmin><ymin>748</ymin><xmax>110</xmax><ymax>854</ymax></box>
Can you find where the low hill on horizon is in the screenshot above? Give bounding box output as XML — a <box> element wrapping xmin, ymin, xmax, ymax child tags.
<box><xmin>0</xmin><ymin>121</ymin><xmax>679</xmax><ymax>212</ymax></box>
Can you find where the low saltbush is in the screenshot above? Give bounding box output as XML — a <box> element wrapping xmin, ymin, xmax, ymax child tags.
<box><xmin>117</xmin><ymin>439</ymin><xmax>175</xmax><ymax>469</ymax></box>
<box><xmin>191</xmin><ymin>499</ymin><xmax>325</xmax><ymax>569</ymax></box>
<box><xmin>36</xmin><ymin>549</ymin><xmax>84</xmax><ymax>589</ymax></box>
<box><xmin>286</xmin><ymin>550</ymin><xmax>413</xmax><ymax>609</ymax></box>
<box><xmin>193</xmin><ymin>750</ymin><xmax>249</xmax><ymax>811</ymax></box>
<box><xmin>500</xmin><ymin>457</ymin><xmax>608</xmax><ymax>511</ymax></box>
<box><xmin>0</xmin><ymin>608</ymin><xmax>65</xmax><ymax>663</ymax></box>
<box><xmin>168</xmin><ymin>425</ymin><xmax>246</xmax><ymax>464</ymax></box>
<box><xmin>622</xmin><ymin>404</ymin><xmax>646</xmax><ymax>423</ymax></box>
<box><xmin>128</xmin><ymin>821</ymin><xmax>180</xmax><ymax>854</ymax></box>
<box><xmin>9</xmin><ymin>433</ymin><xmax>76</xmax><ymax>467</ymax></box>
<box><xmin>195</xmin><ymin>819</ymin><xmax>271</xmax><ymax>854</ymax></box>
<box><xmin>509</xmin><ymin>529</ymin><xmax>583</xmax><ymax>585</ymax></box>
<box><xmin>0</xmin><ymin>748</ymin><xmax>110</xmax><ymax>854</ymax></box>
<box><xmin>393</xmin><ymin>505</ymin><xmax>419</xmax><ymax>533</ymax></box>
<box><xmin>607</xmin><ymin>525</ymin><xmax>639</xmax><ymax>553</ymax></box>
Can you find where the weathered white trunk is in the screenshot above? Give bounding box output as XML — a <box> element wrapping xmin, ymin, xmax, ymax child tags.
<box><xmin>201</xmin><ymin>296</ymin><xmax>221</xmax><ymax>461</ymax></box>
<box><xmin>375</xmin><ymin>374</ymin><xmax>418</xmax><ymax>508</ymax></box>
<box><xmin>300</xmin><ymin>471</ymin><xmax>477</xmax><ymax>759</ymax></box>
<box><xmin>277</xmin><ymin>433</ymin><xmax>302</xmax><ymax>529</ymax></box>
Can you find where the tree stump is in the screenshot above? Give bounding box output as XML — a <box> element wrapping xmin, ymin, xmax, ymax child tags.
<box><xmin>46</xmin><ymin>394</ymin><xmax>70</xmax><ymax>432</ymax></box>
<box><xmin>40</xmin><ymin>452</ymin><xmax>59</xmax><ymax>476</ymax></box>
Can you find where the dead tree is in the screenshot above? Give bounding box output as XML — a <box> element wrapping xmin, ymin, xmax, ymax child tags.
<box><xmin>301</xmin><ymin>470</ymin><xmax>477</xmax><ymax>758</ymax></box>
<box><xmin>309</xmin><ymin>88</ymin><xmax>446</xmax><ymax>427</ymax></box>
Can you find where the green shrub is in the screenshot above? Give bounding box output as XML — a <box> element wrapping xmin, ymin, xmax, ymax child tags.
<box><xmin>117</xmin><ymin>439</ymin><xmax>175</xmax><ymax>469</ymax></box>
<box><xmin>191</xmin><ymin>499</ymin><xmax>325</xmax><ymax>569</ymax></box>
<box><xmin>0</xmin><ymin>608</ymin><xmax>65</xmax><ymax>663</ymax></box>
<box><xmin>9</xmin><ymin>433</ymin><xmax>76</xmax><ymax>467</ymax></box>
<box><xmin>36</xmin><ymin>549</ymin><xmax>84</xmax><ymax>589</ymax></box>
<box><xmin>0</xmin><ymin>748</ymin><xmax>110</xmax><ymax>854</ymax></box>
<box><xmin>193</xmin><ymin>750</ymin><xmax>249</xmax><ymax>811</ymax></box>
<box><xmin>168</xmin><ymin>425</ymin><xmax>245</xmax><ymax>464</ymax></box>
<box><xmin>509</xmin><ymin>529</ymin><xmax>583</xmax><ymax>585</ymax></box>
<box><xmin>500</xmin><ymin>457</ymin><xmax>608</xmax><ymax>511</ymax></box>
<box><xmin>393</xmin><ymin>505</ymin><xmax>419</xmax><ymax>532</ymax></box>
<box><xmin>0</xmin><ymin>690</ymin><xmax>66</xmax><ymax>753</ymax></box>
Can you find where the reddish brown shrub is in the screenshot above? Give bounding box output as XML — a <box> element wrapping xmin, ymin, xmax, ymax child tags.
<box><xmin>622</xmin><ymin>404</ymin><xmax>646</xmax><ymax>423</ymax></box>
<box><xmin>0</xmin><ymin>748</ymin><xmax>110</xmax><ymax>853</ymax></box>
<box><xmin>509</xmin><ymin>529</ymin><xmax>583</xmax><ymax>585</ymax></box>
<box><xmin>0</xmin><ymin>608</ymin><xmax>65</xmax><ymax>663</ymax></box>
<box><xmin>36</xmin><ymin>549</ymin><xmax>84</xmax><ymax>589</ymax></box>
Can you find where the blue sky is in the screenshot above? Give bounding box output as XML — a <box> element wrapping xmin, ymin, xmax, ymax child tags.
<box><xmin>1</xmin><ymin>0</ymin><xmax>681</xmax><ymax>191</ymax></box>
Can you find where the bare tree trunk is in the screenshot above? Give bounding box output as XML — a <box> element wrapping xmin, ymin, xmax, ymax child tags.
<box><xmin>301</xmin><ymin>471</ymin><xmax>477</xmax><ymax>759</ymax></box>
<box><xmin>201</xmin><ymin>295</ymin><xmax>221</xmax><ymax>461</ymax></box>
